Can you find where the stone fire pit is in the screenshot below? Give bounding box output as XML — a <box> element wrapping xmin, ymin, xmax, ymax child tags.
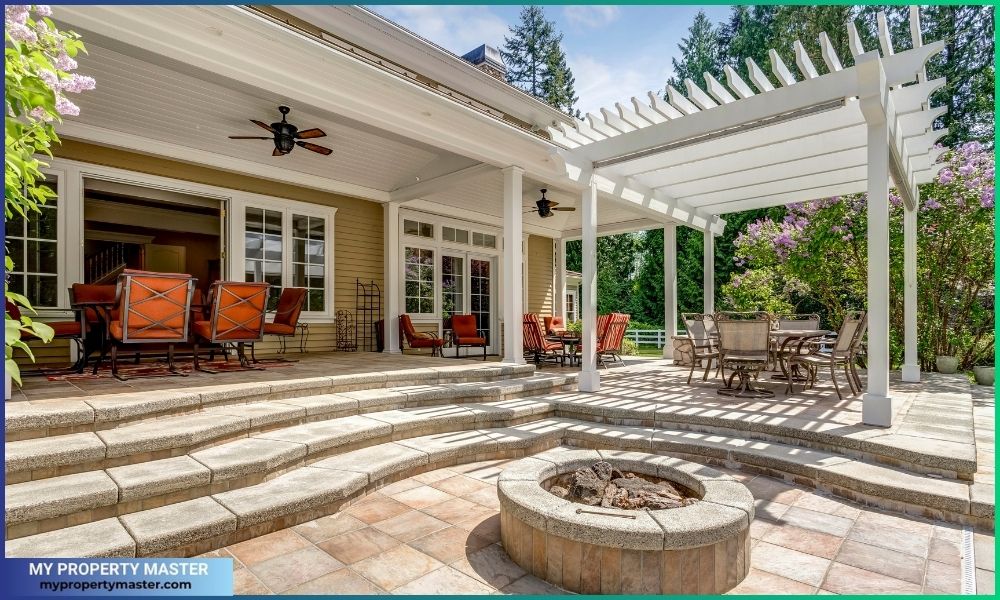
<box><xmin>498</xmin><ymin>448</ymin><xmax>754</xmax><ymax>595</ymax></box>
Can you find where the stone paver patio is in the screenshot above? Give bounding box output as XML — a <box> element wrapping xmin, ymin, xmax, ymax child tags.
<box><xmin>207</xmin><ymin>458</ymin><xmax>995</xmax><ymax>595</ymax></box>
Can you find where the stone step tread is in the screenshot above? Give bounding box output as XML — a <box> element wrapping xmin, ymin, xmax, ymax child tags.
<box><xmin>6</xmin><ymin>470</ymin><xmax>119</xmax><ymax>525</ymax></box>
<box><xmin>4</xmin><ymin>517</ymin><xmax>136</xmax><ymax>558</ymax></box>
<box><xmin>5</xmin><ymin>363</ymin><xmax>539</xmax><ymax>431</ymax></box>
<box><xmin>5</xmin><ymin>420</ymin><xmax>990</xmax><ymax>558</ymax></box>
<box><xmin>5</xmin><ymin>368</ymin><xmax>558</xmax><ymax>435</ymax></box>
<box><xmin>107</xmin><ymin>456</ymin><xmax>213</xmax><ymax>503</ymax></box>
<box><xmin>5</xmin><ymin>379</ymin><xmax>569</xmax><ymax>475</ymax></box>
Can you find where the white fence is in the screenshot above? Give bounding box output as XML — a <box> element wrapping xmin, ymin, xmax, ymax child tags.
<box><xmin>625</xmin><ymin>329</ymin><xmax>672</xmax><ymax>348</ymax></box>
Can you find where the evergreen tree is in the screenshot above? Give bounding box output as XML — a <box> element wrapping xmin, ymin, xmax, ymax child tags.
<box><xmin>666</xmin><ymin>10</ymin><xmax>723</xmax><ymax>91</ymax></box>
<box><xmin>718</xmin><ymin>5</ymin><xmax>777</xmax><ymax>80</ymax></box>
<box><xmin>541</xmin><ymin>40</ymin><xmax>579</xmax><ymax>116</ymax></box>
<box><xmin>501</xmin><ymin>5</ymin><xmax>579</xmax><ymax>116</ymax></box>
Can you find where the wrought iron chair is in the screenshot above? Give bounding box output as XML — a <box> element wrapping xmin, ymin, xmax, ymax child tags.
<box><xmin>251</xmin><ymin>287</ymin><xmax>307</xmax><ymax>362</ymax></box>
<box><xmin>522</xmin><ymin>313</ymin><xmax>563</xmax><ymax>364</ymax></box>
<box><xmin>771</xmin><ymin>313</ymin><xmax>820</xmax><ymax>370</ymax></box>
<box><xmin>681</xmin><ymin>313</ymin><xmax>721</xmax><ymax>384</ymax></box>
<box><xmin>107</xmin><ymin>269</ymin><xmax>196</xmax><ymax>380</ymax></box>
<box><xmin>192</xmin><ymin>281</ymin><xmax>269</xmax><ymax>372</ymax></box>
<box><xmin>787</xmin><ymin>311</ymin><xmax>868</xmax><ymax>399</ymax></box>
<box><xmin>5</xmin><ymin>299</ymin><xmax>87</xmax><ymax>374</ymax></box>
<box><xmin>399</xmin><ymin>314</ymin><xmax>444</xmax><ymax>356</ymax></box>
<box><xmin>715</xmin><ymin>312</ymin><xmax>774</xmax><ymax>398</ymax></box>
<box><xmin>451</xmin><ymin>314</ymin><xmax>487</xmax><ymax>360</ymax></box>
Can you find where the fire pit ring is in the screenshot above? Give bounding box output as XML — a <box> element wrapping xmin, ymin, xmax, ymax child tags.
<box><xmin>498</xmin><ymin>449</ymin><xmax>754</xmax><ymax>594</ymax></box>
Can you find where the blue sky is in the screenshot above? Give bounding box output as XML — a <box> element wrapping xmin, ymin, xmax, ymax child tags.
<box><xmin>370</xmin><ymin>5</ymin><xmax>733</xmax><ymax>115</ymax></box>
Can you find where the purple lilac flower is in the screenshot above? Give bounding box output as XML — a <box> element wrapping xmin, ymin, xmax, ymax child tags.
<box><xmin>889</xmin><ymin>192</ymin><xmax>902</xmax><ymax>208</ymax></box>
<box><xmin>938</xmin><ymin>169</ymin><xmax>954</xmax><ymax>184</ymax></box>
<box><xmin>59</xmin><ymin>73</ymin><xmax>95</xmax><ymax>93</ymax></box>
<box><xmin>55</xmin><ymin>52</ymin><xmax>77</xmax><ymax>71</ymax></box>
<box><xmin>922</xmin><ymin>198</ymin><xmax>943</xmax><ymax>211</ymax></box>
<box><xmin>6</xmin><ymin>22</ymin><xmax>37</xmax><ymax>42</ymax></box>
<box><xmin>981</xmin><ymin>188</ymin><xmax>995</xmax><ymax>209</ymax></box>
<box><xmin>35</xmin><ymin>5</ymin><xmax>52</xmax><ymax>17</ymax></box>
<box><xmin>55</xmin><ymin>95</ymin><xmax>80</xmax><ymax>116</ymax></box>
<box><xmin>959</xmin><ymin>163</ymin><xmax>975</xmax><ymax>177</ymax></box>
<box><xmin>5</xmin><ymin>5</ymin><xmax>30</xmax><ymax>26</ymax></box>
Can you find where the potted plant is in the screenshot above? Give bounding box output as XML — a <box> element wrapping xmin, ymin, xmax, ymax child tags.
<box><xmin>935</xmin><ymin>355</ymin><xmax>960</xmax><ymax>374</ymax></box>
<box><xmin>973</xmin><ymin>364</ymin><xmax>995</xmax><ymax>386</ymax></box>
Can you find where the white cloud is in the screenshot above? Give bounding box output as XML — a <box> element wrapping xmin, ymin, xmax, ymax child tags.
<box><xmin>569</xmin><ymin>54</ymin><xmax>670</xmax><ymax>115</ymax></box>
<box><xmin>562</xmin><ymin>6</ymin><xmax>621</xmax><ymax>29</ymax></box>
<box><xmin>373</xmin><ymin>6</ymin><xmax>510</xmax><ymax>56</ymax></box>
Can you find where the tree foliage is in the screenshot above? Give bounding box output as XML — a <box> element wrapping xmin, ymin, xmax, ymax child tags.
<box><xmin>666</xmin><ymin>10</ymin><xmax>723</xmax><ymax>92</ymax></box>
<box><xmin>501</xmin><ymin>5</ymin><xmax>578</xmax><ymax>116</ymax></box>
<box><xmin>5</xmin><ymin>4</ymin><xmax>94</xmax><ymax>383</ymax></box>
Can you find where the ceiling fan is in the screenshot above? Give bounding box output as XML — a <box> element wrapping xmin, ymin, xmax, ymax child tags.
<box><xmin>228</xmin><ymin>105</ymin><xmax>333</xmax><ymax>157</ymax></box>
<box><xmin>525</xmin><ymin>189</ymin><xmax>576</xmax><ymax>218</ymax></box>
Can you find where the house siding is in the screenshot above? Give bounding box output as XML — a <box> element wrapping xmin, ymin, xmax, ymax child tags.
<box><xmin>526</xmin><ymin>235</ymin><xmax>554</xmax><ymax>316</ymax></box>
<box><xmin>22</xmin><ymin>141</ymin><xmax>385</xmax><ymax>363</ymax></box>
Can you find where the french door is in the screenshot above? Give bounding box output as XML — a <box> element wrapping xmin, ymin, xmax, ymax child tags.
<box><xmin>441</xmin><ymin>252</ymin><xmax>496</xmax><ymax>354</ymax></box>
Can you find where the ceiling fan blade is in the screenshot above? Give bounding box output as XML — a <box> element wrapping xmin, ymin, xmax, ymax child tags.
<box><xmin>229</xmin><ymin>136</ymin><xmax>271</xmax><ymax>139</ymax></box>
<box><xmin>296</xmin><ymin>141</ymin><xmax>333</xmax><ymax>156</ymax></box>
<box><xmin>295</xmin><ymin>128</ymin><xmax>326</xmax><ymax>139</ymax></box>
<box><xmin>548</xmin><ymin>200</ymin><xmax>560</xmax><ymax>207</ymax></box>
<box><xmin>251</xmin><ymin>119</ymin><xmax>275</xmax><ymax>133</ymax></box>
<box><xmin>523</xmin><ymin>209</ymin><xmax>539</xmax><ymax>214</ymax></box>
<box><xmin>552</xmin><ymin>207</ymin><xmax>577</xmax><ymax>211</ymax></box>
<box><xmin>272</xmin><ymin>148</ymin><xmax>284</xmax><ymax>157</ymax></box>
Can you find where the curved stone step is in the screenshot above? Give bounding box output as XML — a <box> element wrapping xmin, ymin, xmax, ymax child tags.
<box><xmin>5</xmin><ymin>363</ymin><xmax>539</xmax><ymax>440</ymax></box>
<box><xmin>5</xmin><ymin>374</ymin><xmax>573</xmax><ymax>482</ymax></box>
<box><xmin>6</xmin><ymin>421</ymin><xmax>989</xmax><ymax>559</ymax></box>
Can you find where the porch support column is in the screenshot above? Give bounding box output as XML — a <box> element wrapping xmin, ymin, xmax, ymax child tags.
<box><xmin>579</xmin><ymin>180</ymin><xmax>600</xmax><ymax>391</ymax></box>
<box><xmin>663</xmin><ymin>224</ymin><xmax>678</xmax><ymax>358</ymax></box>
<box><xmin>703</xmin><ymin>231</ymin><xmax>715</xmax><ymax>315</ymax></box>
<box><xmin>502</xmin><ymin>166</ymin><xmax>525</xmax><ymax>364</ymax></box>
<box><xmin>382</xmin><ymin>202</ymin><xmax>401</xmax><ymax>353</ymax></box>
<box><xmin>859</xmin><ymin>53</ymin><xmax>893</xmax><ymax>426</ymax></box>
<box><xmin>901</xmin><ymin>204</ymin><xmax>920</xmax><ymax>382</ymax></box>
<box><xmin>556</xmin><ymin>238</ymin><xmax>568</xmax><ymax>321</ymax></box>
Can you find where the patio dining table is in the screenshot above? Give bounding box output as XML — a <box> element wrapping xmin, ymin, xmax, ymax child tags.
<box><xmin>770</xmin><ymin>329</ymin><xmax>833</xmax><ymax>382</ymax></box>
<box><xmin>546</xmin><ymin>332</ymin><xmax>581</xmax><ymax>366</ymax></box>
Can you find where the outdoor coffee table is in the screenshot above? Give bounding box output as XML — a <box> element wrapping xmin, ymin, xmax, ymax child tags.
<box><xmin>771</xmin><ymin>329</ymin><xmax>833</xmax><ymax>382</ymax></box>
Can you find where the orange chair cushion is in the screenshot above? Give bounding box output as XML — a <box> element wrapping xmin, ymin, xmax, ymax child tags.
<box><xmin>409</xmin><ymin>336</ymin><xmax>444</xmax><ymax>349</ymax></box>
<box><xmin>23</xmin><ymin>320</ymin><xmax>83</xmax><ymax>340</ymax></box>
<box><xmin>264</xmin><ymin>323</ymin><xmax>296</xmax><ymax>336</ymax></box>
<box><xmin>455</xmin><ymin>336</ymin><xmax>486</xmax><ymax>346</ymax></box>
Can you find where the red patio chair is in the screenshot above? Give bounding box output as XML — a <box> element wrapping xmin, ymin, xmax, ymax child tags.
<box><xmin>451</xmin><ymin>314</ymin><xmax>487</xmax><ymax>360</ymax></box>
<box><xmin>522</xmin><ymin>313</ymin><xmax>563</xmax><ymax>364</ymax></box>
<box><xmin>107</xmin><ymin>269</ymin><xmax>196</xmax><ymax>380</ymax></box>
<box><xmin>543</xmin><ymin>316</ymin><xmax>566</xmax><ymax>335</ymax></box>
<box><xmin>70</xmin><ymin>283</ymin><xmax>118</xmax><ymax>374</ymax></box>
<box><xmin>250</xmin><ymin>287</ymin><xmax>307</xmax><ymax>362</ymax></box>
<box><xmin>5</xmin><ymin>300</ymin><xmax>87</xmax><ymax>374</ymax></box>
<box><xmin>399</xmin><ymin>314</ymin><xmax>444</xmax><ymax>356</ymax></box>
<box><xmin>597</xmin><ymin>313</ymin><xmax>631</xmax><ymax>367</ymax></box>
<box><xmin>192</xmin><ymin>281</ymin><xmax>270</xmax><ymax>371</ymax></box>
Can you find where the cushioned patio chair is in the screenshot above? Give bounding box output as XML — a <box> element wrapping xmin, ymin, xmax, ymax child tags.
<box><xmin>543</xmin><ymin>316</ymin><xmax>566</xmax><ymax>335</ymax></box>
<box><xmin>715</xmin><ymin>312</ymin><xmax>773</xmax><ymax>398</ymax></box>
<box><xmin>522</xmin><ymin>313</ymin><xmax>563</xmax><ymax>364</ymax></box>
<box><xmin>250</xmin><ymin>287</ymin><xmax>307</xmax><ymax>362</ymax></box>
<box><xmin>787</xmin><ymin>311</ymin><xmax>868</xmax><ymax>399</ymax></box>
<box><xmin>451</xmin><ymin>314</ymin><xmax>487</xmax><ymax>360</ymax></box>
<box><xmin>70</xmin><ymin>283</ymin><xmax>119</xmax><ymax>374</ymax></box>
<box><xmin>399</xmin><ymin>314</ymin><xmax>444</xmax><ymax>356</ymax></box>
<box><xmin>596</xmin><ymin>313</ymin><xmax>630</xmax><ymax>367</ymax></box>
<box><xmin>107</xmin><ymin>269</ymin><xmax>196</xmax><ymax>380</ymax></box>
<box><xmin>681</xmin><ymin>313</ymin><xmax>721</xmax><ymax>384</ymax></box>
<box><xmin>771</xmin><ymin>313</ymin><xmax>820</xmax><ymax>370</ymax></box>
<box><xmin>192</xmin><ymin>281</ymin><xmax>269</xmax><ymax>372</ymax></box>
<box><xmin>5</xmin><ymin>299</ymin><xmax>87</xmax><ymax>374</ymax></box>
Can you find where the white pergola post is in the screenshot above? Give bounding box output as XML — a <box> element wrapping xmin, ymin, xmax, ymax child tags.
<box><xmin>663</xmin><ymin>224</ymin><xmax>678</xmax><ymax>358</ymax></box>
<box><xmin>382</xmin><ymin>202</ymin><xmax>401</xmax><ymax>353</ymax></box>
<box><xmin>901</xmin><ymin>205</ymin><xmax>920</xmax><ymax>382</ymax></box>
<box><xmin>502</xmin><ymin>166</ymin><xmax>525</xmax><ymax>364</ymax></box>
<box><xmin>703</xmin><ymin>231</ymin><xmax>715</xmax><ymax>315</ymax></box>
<box><xmin>556</xmin><ymin>238</ymin><xmax>568</xmax><ymax>320</ymax></box>
<box><xmin>579</xmin><ymin>180</ymin><xmax>600</xmax><ymax>391</ymax></box>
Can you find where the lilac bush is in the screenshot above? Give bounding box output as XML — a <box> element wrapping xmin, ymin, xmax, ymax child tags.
<box><xmin>723</xmin><ymin>142</ymin><xmax>995</xmax><ymax>370</ymax></box>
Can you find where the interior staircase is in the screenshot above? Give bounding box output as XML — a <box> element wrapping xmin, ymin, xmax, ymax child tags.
<box><xmin>5</xmin><ymin>364</ymin><xmax>991</xmax><ymax>558</ymax></box>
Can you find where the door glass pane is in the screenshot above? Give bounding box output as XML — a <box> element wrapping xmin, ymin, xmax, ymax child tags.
<box><xmin>7</xmin><ymin>177</ymin><xmax>59</xmax><ymax>307</ymax></box>
<box><xmin>470</xmin><ymin>258</ymin><xmax>492</xmax><ymax>344</ymax></box>
<box><xmin>441</xmin><ymin>255</ymin><xmax>464</xmax><ymax>320</ymax></box>
<box><xmin>292</xmin><ymin>214</ymin><xmax>326</xmax><ymax>311</ymax></box>
<box><xmin>404</xmin><ymin>246</ymin><xmax>434</xmax><ymax>314</ymax></box>
<box><xmin>245</xmin><ymin>207</ymin><xmax>283</xmax><ymax>311</ymax></box>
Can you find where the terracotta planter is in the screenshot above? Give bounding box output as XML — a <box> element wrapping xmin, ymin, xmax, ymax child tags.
<box><xmin>973</xmin><ymin>366</ymin><xmax>994</xmax><ymax>386</ymax></box>
<box><xmin>935</xmin><ymin>355</ymin><xmax>959</xmax><ymax>374</ymax></box>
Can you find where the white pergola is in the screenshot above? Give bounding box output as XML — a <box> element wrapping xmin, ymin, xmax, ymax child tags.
<box><xmin>549</xmin><ymin>9</ymin><xmax>946</xmax><ymax>426</ymax></box>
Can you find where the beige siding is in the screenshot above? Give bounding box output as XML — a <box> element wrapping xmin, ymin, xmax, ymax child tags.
<box><xmin>17</xmin><ymin>141</ymin><xmax>385</xmax><ymax>365</ymax></box>
<box><xmin>526</xmin><ymin>234</ymin><xmax>554</xmax><ymax>316</ymax></box>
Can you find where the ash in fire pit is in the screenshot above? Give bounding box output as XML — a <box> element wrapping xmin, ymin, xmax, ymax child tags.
<box><xmin>544</xmin><ymin>460</ymin><xmax>699</xmax><ymax>510</ymax></box>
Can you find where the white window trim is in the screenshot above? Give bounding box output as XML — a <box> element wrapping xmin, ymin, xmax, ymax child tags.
<box><xmin>39</xmin><ymin>157</ymin><xmax>337</xmax><ymax>322</ymax></box>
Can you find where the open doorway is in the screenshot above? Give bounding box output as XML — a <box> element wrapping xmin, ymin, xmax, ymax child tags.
<box><xmin>82</xmin><ymin>179</ymin><xmax>224</xmax><ymax>293</ymax></box>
